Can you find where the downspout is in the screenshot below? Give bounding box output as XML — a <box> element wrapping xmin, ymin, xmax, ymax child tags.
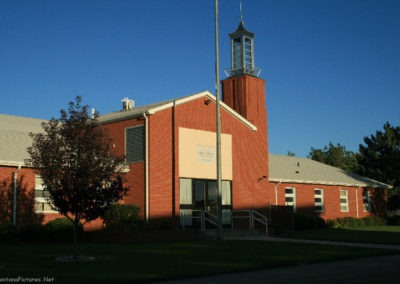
<box><xmin>13</xmin><ymin>163</ymin><xmax>22</xmax><ymax>226</ymax></box>
<box><xmin>270</xmin><ymin>180</ymin><xmax>281</xmax><ymax>222</ymax></box>
<box><xmin>355</xmin><ymin>187</ymin><xmax>360</xmax><ymax>219</ymax></box>
<box><xmin>143</xmin><ymin>113</ymin><xmax>149</xmax><ymax>222</ymax></box>
<box><xmin>274</xmin><ymin>181</ymin><xmax>281</xmax><ymax>205</ymax></box>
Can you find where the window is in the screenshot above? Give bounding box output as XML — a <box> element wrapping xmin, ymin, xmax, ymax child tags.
<box><xmin>125</xmin><ymin>125</ymin><xmax>145</xmax><ymax>163</ymax></box>
<box><xmin>244</xmin><ymin>37</ymin><xmax>252</xmax><ymax>69</ymax></box>
<box><xmin>285</xmin><ymin>187</ymin><xmax>296</xmax><ymax>211</ymax></box>
<box><xmin>34</xmin><ymin>175</ymin><xmax>55</xmax><ymax>213</ymax></box>
<box><xmin>340</xmin><ymin>190</ymin><xmax>349</xmax><ymax>212</ymax></box>
<box><xmin>363</xmin><ymin>189</ymin><xmax>371</xmax><ymax>212</ymax></box>
<box><xmin>314</xmin><ymin>188</ymin><xmax>324</xmax><ymax>212</ymax></box>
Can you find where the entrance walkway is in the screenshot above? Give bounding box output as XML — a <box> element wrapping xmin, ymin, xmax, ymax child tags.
<box><xmin>157</xmin><ymin>238</ymin><xmax>400</xmax><ymax>284</ymax></box>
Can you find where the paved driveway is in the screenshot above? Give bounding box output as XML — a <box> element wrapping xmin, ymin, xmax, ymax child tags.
<box><xmin>158</xmin><ymin>254</ymin><xmax>400</xmax><ymax>284</ymax></box>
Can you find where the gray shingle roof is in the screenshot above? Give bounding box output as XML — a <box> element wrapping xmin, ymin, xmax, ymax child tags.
<box><xmin>269</xmin><ymin>154</ymin><xmax>391</xmax><ymax>189</ymax></box>
<box><xmin>0</xmin><ymin>114</ymin><xmax>46</xmax><ymax>165</ymax></box>
<box><xmin>99</xmin><ymin>98</ymin><xmax>177</xmax><ymax>124</ymax></box>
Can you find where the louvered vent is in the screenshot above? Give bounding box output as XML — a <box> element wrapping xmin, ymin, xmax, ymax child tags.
<box><xmin>125</xmin><ymin>126</ymin><xmax>145</xmax><ymax>162</ymax></box>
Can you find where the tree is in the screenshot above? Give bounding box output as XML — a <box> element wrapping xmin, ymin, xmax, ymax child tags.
<box><xmin>308</xmin><ymin>142</ymin><xmax>358</xmax><ymax>172</ymax></box>
<box><xmin>28</xmin><ymin>96</ymin><xmax>128</xmax><ymax>259</ymax></box>
<box><xmin>357</xmin><ymin>122</ymin><xmax>400</xmax><ymax>210</ymax></box>
<box><xmin>287</xmin><ymin>151</ymin><xmax>296</xmax><ymax>157</ymax></box>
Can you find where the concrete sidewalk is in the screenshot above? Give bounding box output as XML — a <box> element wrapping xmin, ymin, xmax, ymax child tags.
<box><xmin>156</xmin><ymin>238</ymin><xmax>400</xmax><ymax>284</ymax></box>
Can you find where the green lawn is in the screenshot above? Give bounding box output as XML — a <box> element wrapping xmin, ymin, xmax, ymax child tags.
<box><xmin>0</xmin><ymin>240</ymin><xmax>395</xmax><ymax>283</ymax></box>
<box><xmin>286</xmin><ymin>226</ymin><xmax>400</xmax><ymax>245</ymax></box>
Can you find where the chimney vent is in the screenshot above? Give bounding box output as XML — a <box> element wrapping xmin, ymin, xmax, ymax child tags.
<box><xmin>122</xmin><ymin>97</ymin><xmax>135</xmax><ymax>111</ymax></box>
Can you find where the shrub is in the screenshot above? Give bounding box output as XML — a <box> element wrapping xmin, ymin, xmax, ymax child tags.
<box><xmin>327</xmin><ymin>216</ymin><xmax>386</xmax><ymax>229</ymax></box>
<box><xmin>103</xmin><ymin>204</ymin><xmax>146</xmax><ymax>231</ymax></box>
<box><xmin>294</xmin><ymin>214</ymin><xmax>325</xmax><ymax>230</ymax></box>
<box><xmin>387</xmin><ymin>215</ymin><xmax>400</xmax><ymax>225</ymax></box>
<box><xmin>0</xmin><ymin>224</ymin><xmax>18</xmax><ymax>242</ymax></box>
<box><xmin>158</xmin><ymin>219</ymin><xmax>174</xmax><ymax>230</ymax></box>
<box><xmin>45</xmin><ymin>218</ymin><xmax>83</xmax><ymax>241</ymax></box>
<box><xmin>19</xmin><ymin>223</ymin><xmax>47</xmax><ymax>242</ymax></box>
<box><xmin>327</xmin><ymin>219</ymin><xmax>340</xmax><ymax>228</ymax></box>
<box><xmin>386</xmin><ymin>211</ymin><xmax>400</xmax><ymax>225</ymax></box>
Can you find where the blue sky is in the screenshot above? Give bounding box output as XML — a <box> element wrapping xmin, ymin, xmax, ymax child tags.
<box><xmin>1</xmin><ymin>0</ymin><xmax>399</xmax><ymax>157</ymax></box>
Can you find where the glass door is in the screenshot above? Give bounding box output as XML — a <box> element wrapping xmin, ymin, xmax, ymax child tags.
<box><xmin>206</xmin><ymin>181</ymin><xmax>218</xmax><ymax>217</ymax></box>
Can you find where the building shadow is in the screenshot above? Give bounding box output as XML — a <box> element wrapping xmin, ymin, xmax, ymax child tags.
<box><xmin>0</xmin><ymin>175</ymin><xmax>43</xmax><ymax>227</ymax></box>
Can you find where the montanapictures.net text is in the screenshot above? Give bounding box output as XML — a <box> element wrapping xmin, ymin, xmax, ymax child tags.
<box><xmin>0</xmin><ymin>277</ymin><xmax>54</xmax><ymax>283</ymax></box>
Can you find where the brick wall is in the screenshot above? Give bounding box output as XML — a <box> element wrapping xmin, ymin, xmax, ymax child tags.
<box><xmin>271</xmin><ymin>182</ymin><xmax>375</xmax><ymax>220</ymax></box>
<box><xmin>143</xmin><ymin>94</ymin><xmax>271</xmax><ymax>222</ymax></box>
<box><xmin>102</xmin><ymin>118</ymin><xmax>146</xmax><ymax>213</ymax></box>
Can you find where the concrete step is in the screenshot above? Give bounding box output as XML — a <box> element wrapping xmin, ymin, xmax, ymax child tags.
<box><xmin>200</xmin><ymin>229</ymin><xmax>267</xmax><ymax>240</ymax></box>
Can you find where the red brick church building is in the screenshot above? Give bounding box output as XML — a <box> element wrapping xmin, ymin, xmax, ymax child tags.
<box><xmin>0</xmin><ymin>19</ymin><xmax>390</xmax><ymax>230</ymax></box>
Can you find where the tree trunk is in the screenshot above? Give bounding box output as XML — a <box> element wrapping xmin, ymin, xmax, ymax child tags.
<box><xmin>72</xmin><ymin>219</ymin><xmax>78</xmax><ymax>260</ymax></box>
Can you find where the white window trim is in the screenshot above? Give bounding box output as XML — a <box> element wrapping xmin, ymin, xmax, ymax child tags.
<box><xmin>34</xmin><ymin>175</ymin><xmax>57</xmax><ymax>213</ymax></box>
<box><xmin>340</xmin><ymin>190</ymin><xmax>349</xmax><ymax>212</ymax></box>
<box><xmin>314</xmin><ymin>188</ymin><xmax>324</xmax><ymax>212</ymax></box>
<box><xmin>363</xmin><ymin>189</ymin><xmax>371</xmax><ymax>212</ymax></box>
<box><xmin>284</xmin><ymin>187</ymin><xmax>296</xmax><ymax>211</ymax></box>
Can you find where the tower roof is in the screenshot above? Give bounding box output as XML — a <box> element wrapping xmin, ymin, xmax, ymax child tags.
<box><xmin>229</xmin><ymin>20</ymin><xmax>254</xmax><ymax>38</ymax></box>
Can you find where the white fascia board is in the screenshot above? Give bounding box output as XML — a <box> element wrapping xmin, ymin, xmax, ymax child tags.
<box><xmin>146</xmin><ymin>91</ymin><xmax>257</xmax><ymax>131</ymax></box>
<box><xmin>0</xmin><ymin>160</ymin><xmax>25</xmax><ymax>167</ymax></box>
<box><xmin>268</xmin><ymin>178</ymin><xmax>382</xmax><ymax>188</ymax></box>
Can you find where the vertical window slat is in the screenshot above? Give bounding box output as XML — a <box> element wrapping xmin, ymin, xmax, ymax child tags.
<box><xmin>126</xmin><ymin>126</ymin><xmax>145</xmax><ymax>163</ymax></box>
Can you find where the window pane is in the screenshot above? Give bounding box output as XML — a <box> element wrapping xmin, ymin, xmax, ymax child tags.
<box><xmin>285</xmin><ymin>197</ymin><xmax>294</xmax><ymax>202</ymax></box>
<box><xmin>222</xmin><ymin>181</ymin><xmax>231</xmax><ymax>205</ymax></box>
<box><xmin>180</xmin><ymin>178</ymin><xmax>192</xmax><ymax>205</ymax></box>
<box><xmin>285</xmin><ymin>188</ymin><xmax>293</xmax><ymax>194</ymax></box>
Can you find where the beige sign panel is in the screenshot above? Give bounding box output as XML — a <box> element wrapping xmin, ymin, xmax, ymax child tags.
<box><xmin>179</xmin><ymin>127</ymin><xmax>232</xmax><ymax>180</ymax></box>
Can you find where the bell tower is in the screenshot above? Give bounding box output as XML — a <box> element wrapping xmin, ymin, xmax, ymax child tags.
<box><xmin>221</xmin><ymin>16</ymin><xmax>269</xmax><ymax>176</ymax></box>
<box><xmin>222</xmin><ymin>18</ymin><xmax>267</xmax><ymax>132</ymax></box>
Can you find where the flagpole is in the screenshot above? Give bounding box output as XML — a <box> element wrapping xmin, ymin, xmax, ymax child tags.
<box><xmin>215</xmin><ymin>0</ymin><xmax>223</xmax><ymax>240</ymax></box>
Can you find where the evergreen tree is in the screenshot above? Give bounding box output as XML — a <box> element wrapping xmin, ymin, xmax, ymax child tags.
<box><xmin>357</xmin><ymin>122</ymin><xmax>400</xmax><ymax>210</ymax></box>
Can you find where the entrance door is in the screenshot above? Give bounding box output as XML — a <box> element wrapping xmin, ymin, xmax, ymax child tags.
<box><xmin>179</xmin><ymin>178</ymin><xmax>232</xmax><ymax>228</ymax></box>
<box><xmin>193</xmin><ymin>180</ymin><xmax>218</xmax><ymax>215</ymax></box>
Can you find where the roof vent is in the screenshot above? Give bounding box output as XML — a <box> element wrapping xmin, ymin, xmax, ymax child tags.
<box><xmin>122</xmin><ymin>97</ymin><xmax>135</xmax><ymax>111</ymax></box>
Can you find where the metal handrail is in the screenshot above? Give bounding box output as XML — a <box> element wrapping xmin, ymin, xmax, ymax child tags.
<box><xmin>251</xmin><ymin>209</ymin><xmax>268</xmax><ymax>236</ymax></box>
<box><xmin>180</xmin><ymin>209</ymin><xmax>268</xmax><ymax>236</ymax></box>
<box><xmin>180</xmin><ymin>209</ymin><xmax>202</xmax><ymax>230</ymax></box>
<box><xmin>231</xmin><ymin>210</ymin><xmax>252</xmax><ymax>229</ymax></box>
<box><xmin>202</xmin><ymin>210</ymin><xmax>218</xmax><ymax>231</ymax></box>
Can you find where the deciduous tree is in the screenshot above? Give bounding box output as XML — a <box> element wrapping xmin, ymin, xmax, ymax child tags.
<box><xmin>28</xmin><ymin>96</ymin><xmax>128</xmax><ymax>259</ymax></box>
<box><xmin>308</xmin><ymin>142</ymin><xmax>358</xmax><ymax>172</ymax></box>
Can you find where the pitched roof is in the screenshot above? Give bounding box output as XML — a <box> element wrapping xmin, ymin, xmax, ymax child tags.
<box><xmin>269</xmin><ymin>154</ymin><xmax>391</xmax><ymax>189</ymax></box>
<box><xmin>99</xmin><ymin>91</ymin><xmax>257</xmax><ymax>131</ymax></box>
<box><xmin>0</xmin><ymin>114</ymin><xmax>46</xmax><ymax>165</ymax></box>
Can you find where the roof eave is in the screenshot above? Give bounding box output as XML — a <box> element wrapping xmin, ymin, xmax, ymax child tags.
<box><xmin>269</xmin><ymin>177</ymin><xmax>391</xmax><ymax>189</ymax></box>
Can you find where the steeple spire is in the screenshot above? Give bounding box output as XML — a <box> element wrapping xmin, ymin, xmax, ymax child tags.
<box><xmin>240</xmin><ymin>0</ymin><xmax>243</xmax><ymax>22</ymax></box>
<box><xmin>224</xmin><ymin>2</ymin><xmax>261</xmax><ymax>78</ymax></box>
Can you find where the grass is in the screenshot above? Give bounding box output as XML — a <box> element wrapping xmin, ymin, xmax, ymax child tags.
<box><xmin>286</xmin><ymin>226</ymin><xmax>400</xmax><ymax>245</ymax></box>
<box><xmin>0</xmin><ymin>240</ymin><xmax>396</xmax><ymax>283</ymax></box>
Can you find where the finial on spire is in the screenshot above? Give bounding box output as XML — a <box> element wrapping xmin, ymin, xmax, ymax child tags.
<box><xmin>240</xmin><ymin>0</ymin><xmax>243</xmax><ymax>21</ymax></box>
